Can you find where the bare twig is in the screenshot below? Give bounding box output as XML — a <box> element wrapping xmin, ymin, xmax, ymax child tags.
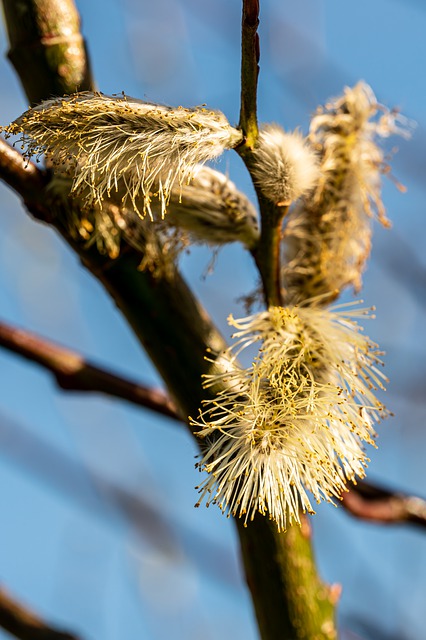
<box><xmin>237</xmin><ymin>0</ymin><xmax>286</xmax><ymax>308</ymax></box>
<box><xmin>239</xmin><ymin>0</ymin><xmax>260</xmax><ymax>146</ymax></box>
<box><xmin>0</xmin><ymin>321</ymin><xmax>182</xmax><ymax>421</ymax></box>
<box><xmin>0</xmin><ymin>588</ymin><xmax>81</xmax><ymax>640</ymax></box>
<box><xmin>342</xmin><ymin>480</ymin><xmax>426</xmax><ymax>528</ymax></box>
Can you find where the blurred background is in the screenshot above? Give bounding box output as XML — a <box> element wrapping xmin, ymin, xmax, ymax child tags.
<box><xmin>0</xmin><ymin>0</ymin><xmax>425</xmax><ymax>638</ymax></box>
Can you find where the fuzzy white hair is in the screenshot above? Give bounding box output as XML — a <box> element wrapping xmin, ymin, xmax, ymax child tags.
<box><xmin>250</xmin><ymin>125</ymin><xmax>319</xmax><ymax>205</ymax></box>
<box><xmin>6</xmin><ymin>92</ymin><xmax>243</xmax><ymax>218</ymax></box>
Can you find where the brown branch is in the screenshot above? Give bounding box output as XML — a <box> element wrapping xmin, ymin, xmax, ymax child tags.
<box><xmin>0</xmin><ymin>320</ymin><xmax>182</xmax><ymax>422</ymax></box>
<box><xmin>0</xmin><ymin>138</ymin><xmax>48</xmax><ymax>203</ymax></box>
<box><xmin>342</xmin><ymin>480</ymin><xmax>426</xmax><ymax>528</ymax></box>
<box><xmin>0</xmin><ymin>588</ymin><xmax>81</xmax><ymax>640</ymax></box>
<box><xmin>239</xmin><ymin>0</ymin><xmax>260</xmax><ymax>146</ymax></box>
<box><xmin>237</xmin><ymin>0</ymin><xmax>285</xmax><ymax>308</ymax></box>
<box><xmin>2</xmin><ymin>0</ymin><xmax>94</xmax><ymax>105</ymax></box>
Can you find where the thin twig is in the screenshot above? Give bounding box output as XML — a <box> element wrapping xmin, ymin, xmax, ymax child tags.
<box><xmin>0</xmin><ymin>320</ymin><xmax>182</xmax><ymax>421</ymax></box>
<box><xmin>237</xmin><ymin>0</ymin><xmax>285</xmax><ymax>307</ymax></box>
<box><xmin>0</xmin><ymin>588</ymin><xmax>81</xmax><ymax>640</ymax></box>
<box><xmin>342</xmin><ymin>480</ymin><xmax>426</xmax><ymax>528</ymax></box>
<box><xmin>239</xmin><ymin>0</ymin><xmax>260</xmax><ymax>146</ymax></box>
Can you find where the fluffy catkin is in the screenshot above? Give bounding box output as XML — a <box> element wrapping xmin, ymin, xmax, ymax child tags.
<box><xmin>282</xmin><ymin>82</ymin><xmax>408</xmax><ymax>303</ymax></box>
<box><xmin>47</xmin><ymin>165</ymin><xmax>259</xmax><ymax>252</ymax></box>
<box><xmin>250</xmin><ymin>125</ymin><xmax>319</xmax><ymax>205</ymax></box>
<box><xmin>163</xmin><ymin>167</ymin><xmax>259</xmax><ymax>248</ymax></box>
<box><xmin>191</xmin><ymin>303</ymin><xmax>386</xmax><ymax>531</ymax></box>
<box><xmin>5</xmin><ymin>92</ymin><xmax>243</xmax><ymax>218</ymax></box>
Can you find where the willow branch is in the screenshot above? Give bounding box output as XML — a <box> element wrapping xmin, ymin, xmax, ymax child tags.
<box><xmin>239</xmin><ymin>0</ymin><xmax>260</xmax><ymax>146</ymax></box>
<box><xmin>0</xmin><ymin>138</ymin><xmax>48</xmax><ymax>202</ymax></box>
<box><xmin>0</xmin><ymin>320</ymin><xmax>182</xmax><ymax>421</ymax></box>
<box><xmin>342</xmin><ymin>480</ymin><xmax>426</xmax><ymax>529</ymax></box>
<box><xmin>2</xmin><ymin>0</ymin><xmax>94</xmax><ymax>105</ymax></box>
<box><xmin>0</xmin><ymin>588</ymin><xmax>81</xmax><ymax>640</ymax></box>
<box><xmin>237</xmin><ymin>0</ymin><xmax>285</xmax><ymax>307</ymax></box>
<box><xmin>235</xmin><ymin>3</ymin><xmax>336</xmax><ymax>639</ymax></box>
<box><xmin>237</xmin><ymin>516</ymin><xmax>338</xmax><ymax>640</ymax></box>
<box><xmin>250</xmin><ymin>197</ymin><xmax>287</xmax><ymax>307</ymax></box>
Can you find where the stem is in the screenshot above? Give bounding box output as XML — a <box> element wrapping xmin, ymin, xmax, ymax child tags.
<box><xmin>251</xmin><ymin>196</ymin><xmax>287</xmax><ymax>307</ymax></box>
<box><xmin>237</xmin><ymin>517</ymin><xmax>338</xmax><ymax>640</ymax></box>
<box><xmin>342</xmin><ymin>480</ymin><xmax>426</xmax><ymax>528</ymax></box>
<box><xmin>236</xmin><ymin>2</ymin><xmax>337</xmax><ymax>638</ymax></box>
<box><xmin>238</xmin><ymin>0</ymin><xmax>285</xmax><ymax>307</ymax></box>
<box><xmin>239</xmin><ymin>0</ymin><xmax>260</xmax><ymax>146</ymax></box>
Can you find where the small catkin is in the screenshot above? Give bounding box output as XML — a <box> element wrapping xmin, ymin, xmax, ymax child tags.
<box><xmin>160</xmin><ymin>167</ymin><xmax>259</xmax><ymax>249</ymax></box>
<box><xmin>5</xmin><ymin>92</ymin><xmax>243</xmax><ymax>218</ymax></box>
<box><xmin>250</xmin><ymin>125</ymin><xmax>319</xmax><ymax>205</ymax></box>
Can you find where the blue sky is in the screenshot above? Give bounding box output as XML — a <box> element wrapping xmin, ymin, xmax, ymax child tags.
<box><xmin>1</xmin><ymin>1</ymin><xmax>426</xmax><ymax>638</ymax></box>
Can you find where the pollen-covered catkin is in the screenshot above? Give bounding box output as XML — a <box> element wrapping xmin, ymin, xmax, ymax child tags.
<box><xmin>5</xmin><ymin>92</ymin><xmax>243</xmax><ymax>218</ymax></box>
<box><xmin>250</xmin><ymin>125</ymin><xmax>319</xmax><ymax>205</ymax></box>
<box><xmin>282</xmin><ymin>82</ymin><xmax>409</xmax><ymax>303</ymax></box>
<box><xmin>191</xmin><ymin>302</ymin><xmax>387</xmax><ymax>531</ymax></box>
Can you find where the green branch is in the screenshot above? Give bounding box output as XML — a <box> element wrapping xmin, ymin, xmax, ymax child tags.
<box><xmin>237</xmin><ymin>517</ymin><xmax>338</xmax><ymax>640</ymax></box>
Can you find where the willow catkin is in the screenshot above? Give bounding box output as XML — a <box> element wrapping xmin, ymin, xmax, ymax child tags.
<box><xmin>191</xmin><ymin>302</ymin><xmax>386</xmax><ymax>531</ymax></box>
<box><xmin>5</xmin><ymin>92</ymin><xmax>243</xmax><ymax>218</ymax></box>
<box><xmin>282</xmin><ymin>82</ymin><xmax>409</xmax><ymax>303</ymax></box>
<box><xmin>250</xmin><ymin>125</ymin><xmax>319</xmax><ymax>205</ymax></box>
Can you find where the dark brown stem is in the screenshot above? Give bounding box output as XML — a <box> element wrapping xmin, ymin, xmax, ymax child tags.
<box><xmin>2</xmin><ymin>0</ymin><xmax>94</xmax><ymax>105</ymax></box>
<box><xmin>239</xmin><ymin>0</ymin><xmax>260</xmax><ymax>146</ymax></box>
<box><xmin>0</xmin><ymin>320</ymin><xmax>182</xmax><ymax>421</ymax></box>
<box><xmin>342</xmin><ymin>480</ymin><xmax>426</xmax><ymax>529</ymax></box>
<box><xmin>0</xmin><ymin>138</ymin><xmax>48</xmax><ymax>201</ymax></box>
<box><xmin>0</xmin><ymin>588</ymin><xmax>81</xmax><ymax>640</ymax></box>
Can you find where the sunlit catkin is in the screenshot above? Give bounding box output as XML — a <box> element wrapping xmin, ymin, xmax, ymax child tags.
<box><xmin>191</xmin><ymin>303</ymin><xmax>386</xmax><ymax>531</ymax></box>
<box><xmin>5</xmin><ymin>92</ymin><xmax>243</xmax><ymax>218</ymax></box>
<box><xmin>251</xmin><ymin>125</ymin><xmax>319</xmax><ymax>205</ymax></box>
